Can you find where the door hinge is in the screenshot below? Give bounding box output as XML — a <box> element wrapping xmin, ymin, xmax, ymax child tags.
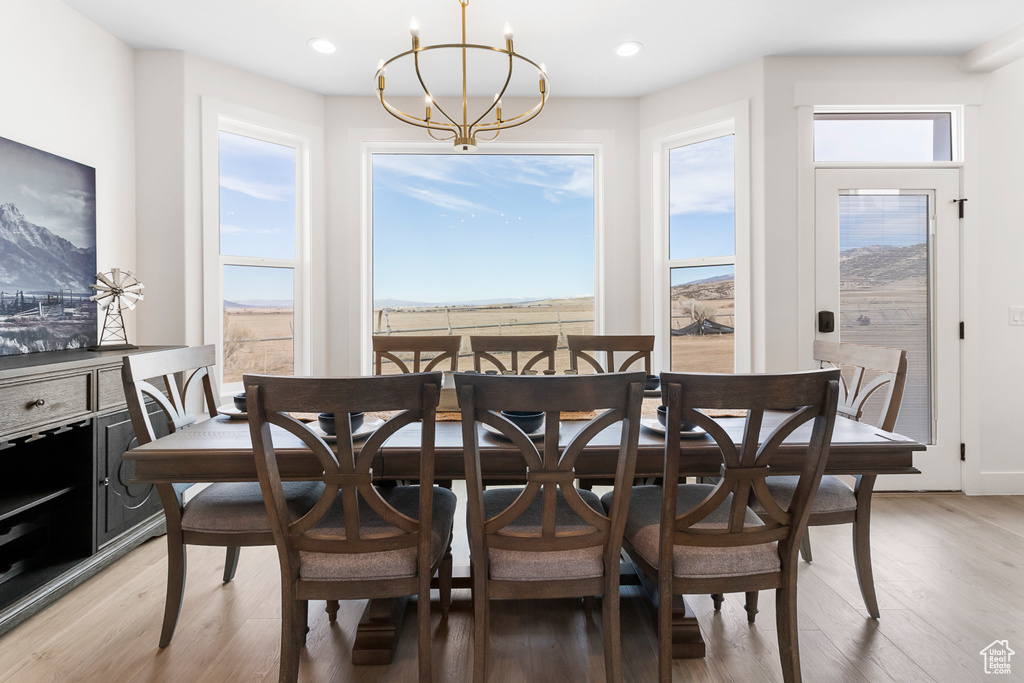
<box><xmin>954</xmin><ymin>198</ymin><xmax>968</xmax><ymax>219</ymax></box>
<box><xmin>960</xmin><ymin>322</ymin><xmax>964</xmax><ymax>339</ymax></box>
<box><xmin>960</xmin><ymin>443</ymin><xmax>966</xmax><ymax>461</ymax></box>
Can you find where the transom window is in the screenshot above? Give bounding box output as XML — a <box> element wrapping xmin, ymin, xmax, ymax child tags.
<box><xmin>814</xmin><ymin>112</ymin><xmax>953</xmax><ymax>163</ymax></box>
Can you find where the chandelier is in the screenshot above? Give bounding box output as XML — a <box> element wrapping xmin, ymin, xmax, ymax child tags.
<box><xmin>374</xmin><ymin>0</ymin><xmax>548</xmax><ymax>152</ymax></box>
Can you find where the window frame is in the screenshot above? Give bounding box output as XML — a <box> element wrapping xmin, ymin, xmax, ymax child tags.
<box><xmin>652</xmin><ymin>115</ymin><xmax>750</xmax><ymax>374</ymax></box>
<box><xmin>360</xmin><ymin>142</ymin><xmax>604</xmax><ymax>375</ymax></box>
<box><xmin>201</xmin><ymin>104</ymin><xmax>314</xmax><ymax>400</ymax></box>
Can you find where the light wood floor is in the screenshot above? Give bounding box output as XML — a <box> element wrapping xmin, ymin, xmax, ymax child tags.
<box><xmin>1</xmin><ymin>492</ymin><xmax>1022</xmax><ymax>682</ymax></box>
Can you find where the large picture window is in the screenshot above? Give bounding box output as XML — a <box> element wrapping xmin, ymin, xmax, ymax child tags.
<box><xmin>371</xmin><ymin>153</ymin><xmax>595</xmax><ymax>373</ymax></box>
<box><xmin>666</xmin><ymin>133</ymin><xmax>736</xmax><ymax>373</ymax></box>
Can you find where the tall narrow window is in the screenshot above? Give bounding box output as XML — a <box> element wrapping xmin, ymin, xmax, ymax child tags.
<box><xmin>667</xmin><ymin>134</ymin><xmax>736</xmax><ymax>372</ymax></box>
<box><xmin>371</xmin><ymin>153</ymin><xmax>595</xmax><ymax>373</ymax></box>
<box><xmin>217</xmin><ymin>127</ymin><xmax>304</xmax><ymax>388</ymax></box>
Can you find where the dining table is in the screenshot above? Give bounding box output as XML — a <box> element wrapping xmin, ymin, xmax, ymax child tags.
<box><xmin>125</xmin><ymin>408</ymin><xmax>922</xmax><ymax>664</ymax></box>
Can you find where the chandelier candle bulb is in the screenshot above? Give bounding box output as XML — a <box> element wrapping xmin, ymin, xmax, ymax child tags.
<box><xmin>410</xmin><ymin>17</ymin><xmax>420</xmax><ymax>49</ymax></box>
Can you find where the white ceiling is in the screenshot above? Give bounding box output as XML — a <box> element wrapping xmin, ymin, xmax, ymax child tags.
<box><xmin>64</xmin><ymin>0</ymin><xmax>1024</xmax><ymax>98</ymax></box>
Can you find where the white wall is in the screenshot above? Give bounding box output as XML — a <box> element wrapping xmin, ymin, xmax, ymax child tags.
<box><xmin>134</xmin><ymin>52</ymin><xmax>325</xmax><ymax>369</ymax></box>
<box><xmin>0</xmin><ymin>0</ymin><xmax>137</xmax><ymax>337</ymax></box>
<box><xmin>970</xmin><ymin>55</ymin><xmax>1024</xmax><ymax>493</ymax></box>
<box><xmin>637</xmin><ymin>60</ymin><xmax>764</xmax><ymax>372</ymax></box>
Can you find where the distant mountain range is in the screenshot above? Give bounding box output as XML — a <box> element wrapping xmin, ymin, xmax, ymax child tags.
<box><xmin>374</xmin><ymin>296</ymin><xmax>560</xmax><ymax>308</ymax></box>
<box><xmin>0</xmin><ymin>203</ymin><xmax>95</xmax><ymax>293</ymax></box>
<box><xmin>839</xmin><ymin>243</ymin><xmax>925</xmax><ymax>288</ymax></box>
<box><xmin>224</xmin><ymin>299</ymin><xmax>294</xmax><ymax>309</ymax></box>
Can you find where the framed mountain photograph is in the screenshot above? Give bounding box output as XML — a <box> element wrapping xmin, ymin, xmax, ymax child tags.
<box><xmin>0</xmin><ymin>135</ymin><xmax>97</xmax><ymax>356</ymax></box>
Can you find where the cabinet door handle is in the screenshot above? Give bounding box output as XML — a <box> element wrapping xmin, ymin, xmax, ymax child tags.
<box><xmin>32</xmin><ymin>399</ymin><xmax>45</xmax><ymax>407</ymax></box>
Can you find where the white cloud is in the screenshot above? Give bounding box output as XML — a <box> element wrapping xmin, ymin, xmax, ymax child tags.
<box><xmin>219</xmin><ymin>223</ymin><xmax>279</xmax><ymax>235</ymax></box>
<box><xmin>669</xmin><ymin>136</ymin><xmax>735</xmax><ymax>215</ymax></box>
<box><xmin>373</xmin><ymin>155</ymin><xmax>476</xmax><ymax>187</ymax></box>
<box><xmin>393</xmin><ymin>185</ymin><xmax>492</xmax><ymax>213</ymax></box>
<box><xmin>220</xmin><ymin>175</ymin><xmax>293</xmax><ymax>202</ymax></box>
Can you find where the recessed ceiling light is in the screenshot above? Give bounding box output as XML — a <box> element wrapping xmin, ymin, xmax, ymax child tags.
<box><xmin>308</xmin><ymin>38</ymin><xmax>337</xmax><ymax>55</ymax></box>
<box><xmin>615</xmin><ymin>41</ymin><xmax>643</xmax><ymax>58</ymax></box>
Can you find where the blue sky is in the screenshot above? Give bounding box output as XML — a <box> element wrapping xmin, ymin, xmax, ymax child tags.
<box><xmin>839</xmin><ymin>194</ymin><xmax>928</xmax><ymax>250</ymax></box>
<box><xmin>372</xmin><ymin>154</ymin><xmax>594</xmax><ymax>303</ymax></box>
<box><xmin>669</xmin><ymin>135</ymin><xmax>735</xmax><ymax>260</ymax></box>
<box><xmin>219</xmin><ymin>131</ymin><xmax>296</xmax><ymax>260</ymax></box>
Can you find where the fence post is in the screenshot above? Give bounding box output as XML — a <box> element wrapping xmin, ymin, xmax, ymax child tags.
<box><xmin>446</xmin><ymin>307</ymin><xmax>453</xmax><ymax>335</ymax></box>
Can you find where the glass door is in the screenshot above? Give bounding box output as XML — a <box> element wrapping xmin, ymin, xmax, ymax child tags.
<box><xmin>815</xmin><ymin>168</ymin><xmax>961</xmax><ymax>491</ymax></box>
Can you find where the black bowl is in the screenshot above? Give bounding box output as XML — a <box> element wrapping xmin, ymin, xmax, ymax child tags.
<box><xmin>656</xmin><ymin>405</ymin><xmax>696</xmax><ymax>432</ymax></box>
<box><xmin>317</xmin><ymin>412</ymin><xmax>365</xmax><ymax>436</ymax></box>
<box><xmin>645</xmin><ymin>375</ymin><xmax>660</xmax><ymax>392</ymax></box>
<box><xmin>233</xmin><ymin>392</ymin><xmax>246</xmax><ymax>412</ymax></box>
<box><xmin>501</xmin><ymin>410</ymin><xmax>544</xmax><ymax>434</ymax></box>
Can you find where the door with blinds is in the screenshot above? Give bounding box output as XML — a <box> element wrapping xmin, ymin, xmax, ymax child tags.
<box><xmin>815</xmin><ymin>168</ymin><xmax>961</xmax><ymax>491</ymax></box>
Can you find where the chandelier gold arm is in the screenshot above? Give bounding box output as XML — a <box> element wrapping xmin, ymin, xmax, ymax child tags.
<box><xmin>412</xmin><ymin>51</ymin><xmax>461</xmax><ymax>130</ymax></box>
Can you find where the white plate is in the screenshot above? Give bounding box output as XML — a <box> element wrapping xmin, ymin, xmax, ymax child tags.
<box><xmin>310</xmin><ymin>415</ymin><xmax>384</xmax><ymax>443</ymax></box>
<box><xmin>481</xmin><ymin>419</ymin><xmax>550</xmax><ymax>440</ymax></box>
<box><xmin>640</xmin><ymin>417</ymin><xmax>707</xmax><ymax>438</ymax></box>
<box><xmin>217</xmin><ymin>405</ymin><xmax>248</xmax><ymax>420</ymax></box>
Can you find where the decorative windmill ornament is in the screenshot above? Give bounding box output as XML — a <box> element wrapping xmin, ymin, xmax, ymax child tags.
<box><xmin>88</xmin><ymin>268</ymin><xmax>144</xmax><ymax>350</ymax></box>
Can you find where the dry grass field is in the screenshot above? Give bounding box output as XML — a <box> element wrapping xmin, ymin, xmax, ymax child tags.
<box><xmin>374</xmin><ymin>297</ymin><xmax>595</xmax><ymax>374</ymax></box>
<box><xmin>669</xmin><ymin>283</ymin><xmax>735</xmax><ymax>373</ymax></box>
<box><xmin>222</xmin><ymin>294</ymin><xmax>745</xmax><ymax>381</ymax></box>
<box><xmin>223</xmin><ymin>308</ymin><xmax>294</xmax><ymax>384</ymax></box>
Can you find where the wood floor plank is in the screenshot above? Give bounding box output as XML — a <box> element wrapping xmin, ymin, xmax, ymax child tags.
<box><xmin>0</xmin><ymin>493</ymin><xmax>1021</xmax><ymax>681</ymax></box>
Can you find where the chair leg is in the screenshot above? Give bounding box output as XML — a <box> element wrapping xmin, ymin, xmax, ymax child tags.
<box><xmin>775</xmin><ymin>577</ymin><xmax>802</xmax><ymax>683</ymax></box>
<box><xmin>602</xmin><ymin>574</ymin><xmax>622</xmax><ymax>683</ymax></box>
<box><xmin>439</xmin><ymin>548</ymin><xmax>453</xmax><ymax>618</ymax></box>
<box><xmin>159</xmin><ymin>535</ymin><xmax>187</xmax><ymax>648</ymax></box>
<box><xmin>744</xmin><ymin>591</ymin><xmax>759</xmax><ymax>623</ymax></box>
<box><xmin>658</xmin><ymin>579</ymin><xmax>673</xmax><ymax>683</ymax></box>
<box><xmin>472</xmin><ymin>569</ymin><xmax>488</xmax><ymax>683</ymax></box>
<box><xmin>799</xmin><ymin>532</ymin><xmax>813</xmax><ymax>563</ymax></box>
<box><xmin>711</xmin><ymin>593</ymin><xmax>724</xmax><ymax>610</ymax></box>
<box><xmin>853</xmin><ymin>475</ymin><xmax>880</xmax><ymax>619</ymax></box>
<box><xmin>279</xmin><ymin>588</ymin><xmax>302</xmax><ymax>683</ymax></box>
<box><xmin>583</xmin><ymin>595</ymin><xmax>595</xmax><ymax>619</ymax></box>
<box><xmin>222</xmin><ymin>546</ymin><xmax>241</xmax><ymax>582</ymax></box>
<box><xmin>325</xmin><ymin>600</ymin><xmax>339</xmax><ymax>623</ymax></box>
<box><xmin>418</xmin><ymin>564</ymin><xmax>433</xmax><ymax>683</ymax></box>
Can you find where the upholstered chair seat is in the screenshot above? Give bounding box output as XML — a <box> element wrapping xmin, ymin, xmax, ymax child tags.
<box><xmin>606</xmin><ymin>484</ymin><xmax>781</xmax><ymax>579</ymax></box>
<box><xmin>300</xmin><ymin>486</ymin><xmax>457</xmax><ymax>582</ymax></box>
<box><xmin>482</xmin><ymin>487</ymin><xmax>605</xmax><ymax>582</ymax></box>
<box><xmin>180</xmin><ymin>482</ymin><xmax>323</xmax><ymax>534</ymax></box>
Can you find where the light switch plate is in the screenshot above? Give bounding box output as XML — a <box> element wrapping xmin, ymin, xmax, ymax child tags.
<box><xmin>1010</xmin><ymin>306</ymin><xmax>1024</xmax><ymax>325</ymax></box>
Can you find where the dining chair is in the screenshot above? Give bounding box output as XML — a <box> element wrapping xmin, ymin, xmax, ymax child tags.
<box><xmin>760</xmin><ymin>340</ymin><xmax>907</xmax><ymax>618</ymax></box>
<box><xmin>245</xmin><ymin>372</ymin><xmax>455</xmax><ymax>683</ymax></box>
<box><xmin>455</xmin><ymin>371</ymin><xmax>645</xmax><ymax>682</ymax></box>
<box><xmin>373</xmin><ymin>334</ymin><xmax>462</xmax><ymax>374</ymax></box>
<box><xmin>615</xmin><ymin>369</ymin><xmax>839</xmax><ymax>683</ymax></box>
<box><xmin>121</xmin><ymin>345</ymin><xmax>323</xmax><ymax>648</ymax></box>
<box><xmin>469</xmin><ymin>334</ymin><xmax>558</xmax><ymax>375</ymax></box>
<box><xmin>566</xmin><ymin>334</ymin><xmax>654</xmax><ymax>374</ymax></box>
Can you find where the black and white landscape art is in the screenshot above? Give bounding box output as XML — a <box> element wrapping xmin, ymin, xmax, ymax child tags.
<box><xmin>0</xmin><ymin>135</ymin><xmax>97</xmax><ymax>356</ymax></box>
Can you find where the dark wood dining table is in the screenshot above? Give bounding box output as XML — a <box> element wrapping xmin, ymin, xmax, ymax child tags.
<box><xmin>126</xmin><ymin>412</ymin><xmax>922</xmax><ymax>663</ymax></box>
